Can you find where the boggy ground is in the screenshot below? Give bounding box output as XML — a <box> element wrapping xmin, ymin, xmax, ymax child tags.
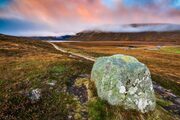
<box><xmin>0</xmin><ymin>35</ymin><xmax>179</xmax><ymax>120</ymax></box>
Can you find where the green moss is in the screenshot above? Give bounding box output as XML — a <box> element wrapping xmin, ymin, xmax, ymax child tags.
<box><xmin>0</xmin><ymin>79</ymin><xmax>4</xmax><ymax>86</ymax></box>
<box><xmin>88</xmin><ymin>98</ymin><xmax>110</xmax><ymax>120</ymax></box>
<box><xmin>49</xmin><ymin>64</ymin><xmax>67</xmax><ymax>74</ymax></box>
<box><xmin>160</xmin><ymin>47</ymin><xmax>180</xmax><ymax>54</ymax></box>
<box><xmin>156</xmin><ymin>98</ymin><xmax>172</xmax><ymax>107</ymax></box>
<box><xmin>87</xmin><ymin>98</ymin><xmax>177</xmax><ymax>120</ymax></box>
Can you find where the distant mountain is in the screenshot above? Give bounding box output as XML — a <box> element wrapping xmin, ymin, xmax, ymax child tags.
<box><xmin>84</xmin><ymin>23</ymin><xmax>180</xmax><ymax>33</ymax></box>
<box><xmin>0</xmin><ymin>33</ymin><xmax>73</xmax><ymax>41</ymax></box>
<box><xmin>30</xmin><ymin>35</ymin><xmax>73</xmax><ymax>40</ymax></box>
<box><xmin>69</xmin><ymin>24</ymin><xmax>180</xmax><ymax>43</ymax></box>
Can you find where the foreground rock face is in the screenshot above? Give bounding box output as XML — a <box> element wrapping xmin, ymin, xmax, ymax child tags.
<box><xmin>91</xmin><ymin>54</ymin><xmax>156</xmax><ymax>113</ymax></box>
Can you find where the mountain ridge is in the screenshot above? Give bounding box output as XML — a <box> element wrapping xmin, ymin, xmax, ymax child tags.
<box><xmin>82</xmin><ymin>23</ymin><xmax>180</xmax><ymax>33</ymax></box>
<box><xmin>69</xmin><ymin>24</ymin><xmax>180</xmax><ymax>43</ymax></box>
<box><xmin>69</xmin><ymin>31</ymin><xmax>180</xmax><ymax>44</ymax></box>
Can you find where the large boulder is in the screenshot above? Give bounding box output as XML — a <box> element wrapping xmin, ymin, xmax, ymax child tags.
<box><xmin>91</xmin><ymin>54</ymin><xmax>156</xmax><ymax>113</ymax></box>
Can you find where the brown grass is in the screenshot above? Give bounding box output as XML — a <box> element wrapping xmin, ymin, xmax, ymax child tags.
<box><xmin>55</xmin><ymin>41</ymin><xmax>180</xmax><ymax>95</ymax></box>
<box><xmin>0</xmin><ymin>34</ymin><xmax>179</xmax><ymax>119</ymax></box>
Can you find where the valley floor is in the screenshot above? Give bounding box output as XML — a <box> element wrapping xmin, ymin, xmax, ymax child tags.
<box><xmin>55</xmin><ymin>41</ymin><xmax>180</xmax><ymax>96</ymax></box>
<box><xmin>0</xmin><ymin>36</ymin><xmax>179</xmax><ymax>120</ymax></box>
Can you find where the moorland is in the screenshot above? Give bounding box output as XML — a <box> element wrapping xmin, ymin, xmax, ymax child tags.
<box><xmin>0</xmin><ymin>33</ymin><xmax>179</xmax><ymax>120</ymax></box>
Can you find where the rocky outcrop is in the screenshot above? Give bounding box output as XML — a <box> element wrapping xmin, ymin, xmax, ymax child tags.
<box><xmin>91</xmin><ymin>54</ymin><xmax>156</xmax><ymax>113</ymax></box>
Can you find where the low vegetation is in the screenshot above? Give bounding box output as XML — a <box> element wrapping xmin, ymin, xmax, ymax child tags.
<box><xmin>0</xmin><ymin>34</ymin><xmax>179</xmax><ymax>119</ymax></box>
<box><xmin>56</xmin><ymin>42</ymin><xmax>180</xmax><ymax>96</ymax></box>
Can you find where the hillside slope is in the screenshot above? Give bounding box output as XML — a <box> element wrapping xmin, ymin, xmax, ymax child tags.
<box><xmin>70</xmin><ymin>31</ymin><xmax>180</xmax><ymax>44</ymax></box>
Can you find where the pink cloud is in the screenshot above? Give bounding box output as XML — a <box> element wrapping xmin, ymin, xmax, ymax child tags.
<box><xmin>0</xmin><ymin>0</ymin><xmax>180</xmax><ymax>34</ymax></box>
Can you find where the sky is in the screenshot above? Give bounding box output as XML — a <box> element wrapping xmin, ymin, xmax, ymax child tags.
<box><xmin>0</xmin><ymin>0</ymin><xmax>180</xmax><ymax>36</ymax></box>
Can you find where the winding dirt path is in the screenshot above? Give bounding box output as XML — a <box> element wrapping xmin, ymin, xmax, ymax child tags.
<box><xmin>48</xmin><ymin>42</ymin><xmax>95</xmax><ymax>62</ymax></box>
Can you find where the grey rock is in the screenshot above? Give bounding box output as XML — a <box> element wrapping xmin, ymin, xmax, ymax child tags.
<box><xmin>174</xmin><ymin>97</ymin><xmax>180</xmax><ymax>105</ymax></box>
<box><xmin>47</xmin><ymin>80</ymin><xmax>57</xmax><ymax>86</ymax></box>
<box><xmin>28</xmin><ymin>89</ymin><xmax>41</xmax><ymax>102</ymax></box>
<box><xmin>91</xmin><ymin>54</ymin><xmax>156</xmax><ymax>113</ymax></box>
<box><xmin>68</xmin><ymin>115</ymin><xmax>72</xmax><ymax>119</ymax></box>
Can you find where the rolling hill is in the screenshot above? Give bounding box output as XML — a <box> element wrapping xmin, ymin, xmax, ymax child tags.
<box><xmin>69</xmin><ymin>24</ymin><xmax>180</xmax><ymax>44</ymax></box>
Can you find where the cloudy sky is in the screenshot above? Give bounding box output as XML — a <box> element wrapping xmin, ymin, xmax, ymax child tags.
<box><xmin>0</xmin><ymin>0</ymin><xmax>180</xmax><ymax>36</ymax></box>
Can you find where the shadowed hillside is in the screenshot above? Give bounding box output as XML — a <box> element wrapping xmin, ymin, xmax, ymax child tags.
<box><xmin>0</xmin><ymin>34</ymin><xmax>57</xmax><ymax>55</ymax></box>
<box><xmin>70</xmin><ymin>31</ymin><xmax>180</xmax><ymax>44</ymax></box>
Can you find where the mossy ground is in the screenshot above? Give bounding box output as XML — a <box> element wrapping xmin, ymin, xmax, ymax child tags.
<box><xmin>160</xmin><ymin>46</ymin><xmax>180</xmax><ymax>54</ymax></box>
<box><xmin>0</xmin><ymin>36</ymin><xmax>179</xmax><ymax>120</ymax></box>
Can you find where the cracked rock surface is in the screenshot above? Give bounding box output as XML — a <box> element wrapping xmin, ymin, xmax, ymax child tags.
<box><xmin>91</xmin><ymin>54</ymin><xmax>156</xmax><ymax>113</ymax></box>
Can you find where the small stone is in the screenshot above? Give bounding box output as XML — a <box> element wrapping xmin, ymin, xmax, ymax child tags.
<box><xmin>157</xmin><ymin>46</ymin><xmax>162</xmax><ymax>49</ymax></box>
<box><xmin>47</xmin><ymin>80</ymin><xmax>57</xmax><ymax>86</ymax></box>
<box><xmin>68</xmin><ymin>115</ymin><xmax>72</xmax><ymax>119</ymax></box>
<box><xmin>28</xmin><ymin>88</ymin><xmax>41</xmax><ymax>102</ymax></box>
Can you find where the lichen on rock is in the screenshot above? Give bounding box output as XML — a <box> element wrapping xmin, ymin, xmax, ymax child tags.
<box><xmin>91</xmin><ymin>54</ymin><xmax>156</xmax><ymax>113</ymax></box>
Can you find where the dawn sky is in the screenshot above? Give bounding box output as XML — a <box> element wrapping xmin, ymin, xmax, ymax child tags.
<box><xmin>0</xmin><ymin>0</ymin><xmax>180</xmax><ymax>36</ymax></box>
